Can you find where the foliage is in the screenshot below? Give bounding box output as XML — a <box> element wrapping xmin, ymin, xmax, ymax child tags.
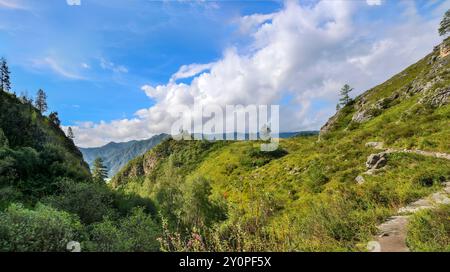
<box><xmin>35</xmin><ymin>89</ymin><xmax>48</xmax><ymax>113</ymax></box>
<box><xmin>407</xmin><ymin>204</ymin><xmax>450</xmax><ymax>252</ymax></box>
<box><xmin>49</xmin><ymin>112</ymin><xmax>61</xmax><ymax>128</ymax></box>
<box><xmin>92</xmin><ymin>157</ymin><xmax>108</xmax><ymax>183</ymax></box>
<box><xmin>0</xmin><ymin>203</ymin><xmax>83</xmax><ymax>252</ymax></box>
<box><xmin>84</xmin><ymin>208</ymin><xmax>160</xmax><ymax>252</ymax></box>
<box><xmin>0</xmin><ymin>57</ymin><xmax>11</xmax><ymax>92</ymax></box>
<box><xmin>439</xmin><ymin>9</ymin><xmax>450</xmax><ymax>36</ymax></box>
<box><xmin>67</xmin><ymin>127</ymin><xmax>75</xmax><ymax>139</ymax></box>
<box><xmin>43</xmin><ymin>180</ymin><xmax>116</xmax><ymax>224</ymax></box>
<box><xmin>339</xmin><ymin>84</ymin><xmax>353</xmax><ymax>106</ymax></box>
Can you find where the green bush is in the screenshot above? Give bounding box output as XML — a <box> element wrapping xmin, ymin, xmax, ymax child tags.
<box><xmin>182</xmin><ymin>176</ymin><xmax>227</xmax><ymax>228</ymax></box>
<box><xmin>0</xmin><ymin>203</ymin><xmax>83</xmax><ymax>252</ymax></box>
<box><xmin>84</xmin><ymin>208</ymin><xmax>160</xmax><ymax>252</ymax></box>
<box><xmin>43</xmin><ymin>180</ymin><xmax>116</xmax><ymax>225</ymax></box>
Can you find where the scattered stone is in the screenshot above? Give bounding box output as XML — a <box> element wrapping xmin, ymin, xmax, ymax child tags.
<box><xmin>355</xmin><ymin>175</ymin><xmax>365</xmax><ymax>185</ymax></box>
<box><xmin>365</xmin><ymin>142</ymin><xmax>384</xmax><ymax>149</ymax></box>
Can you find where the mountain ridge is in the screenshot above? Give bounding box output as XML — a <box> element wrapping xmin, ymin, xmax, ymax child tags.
<box><xmin>79</xmin><ymin>133</ymin><xmax>169</xmax><ymax>177</ymax></box>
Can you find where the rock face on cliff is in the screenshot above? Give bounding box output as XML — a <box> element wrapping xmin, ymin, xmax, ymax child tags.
<box><xmin>320</xmin><ymin>38</ymin><xmax>450</xmax><ymax>135</ymax></box>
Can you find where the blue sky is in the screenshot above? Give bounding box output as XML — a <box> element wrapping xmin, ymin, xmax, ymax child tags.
<box><xmin>0</xmin><ymin>0</ymin><xmax>448</xmax><ymax>147</ymax></box>
<box><xmin>1</xmin><ymin>0</ymin><xmax>282</xmax><ymax>123</ymax></box>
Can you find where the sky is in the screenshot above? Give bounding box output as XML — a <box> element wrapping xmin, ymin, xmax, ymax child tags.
<box><xmin>0</xmin><ymin>0</ymin><xmax>449</xmax><ymax>147</ymax></box>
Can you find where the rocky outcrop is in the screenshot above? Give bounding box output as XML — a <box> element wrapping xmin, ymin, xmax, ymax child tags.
<box><xmin>420</xmin><ymin>87</ymin><xmax>450</xmax><ymax>108</ymax></box>
<box><xmin>319</xmin><ymin>113</ymin><xmax>340</xmax><ymax>135</ymax></box>
<box><xmin>440</xmin><ymin>41</ymin><xmax>450</xmax><ymax>58</ymax></box>
<box><xmin>366</xmin><ymin>152</ymin><xmax>388</xmax><ymax>170</ymax></box>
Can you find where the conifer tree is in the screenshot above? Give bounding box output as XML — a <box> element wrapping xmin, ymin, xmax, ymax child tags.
<box><xmin>0</xmin><ymin>57</ymin><xmax>11</xmax><ymax>92</ymax></box>
<box><xmin>49</xmin><ymin>112</ymin><xmax>61</xmax><ymax>127</ymax></box>
<box><xmin>339</xmin><ymin>84</ymin><xmax>353</xmax><ymax>107</ymax></box>
<box><xmin>67</xmin><ymin>127</ymin><xmax>75</xmax><ymax>140</ymax></box>
<box><xmin>35</xmin><ymin>89</ymin><xmax>48</xmax><ymax>113</ymax></box>
<box><xmin>439</xmin><ymin>10</ymin><xmax>450</xmax><ymax>36</ymax></box>
<box><xmin>92</xmin><ymin>157</ymin><xmax>108</xmax><ymax>183</ymax></box>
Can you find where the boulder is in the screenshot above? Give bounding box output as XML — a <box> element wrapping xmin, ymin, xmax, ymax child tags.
<box><xmin>366</xmin><ymin>152</ymin><xmax>388</xmax><ymax>170</ymax></box>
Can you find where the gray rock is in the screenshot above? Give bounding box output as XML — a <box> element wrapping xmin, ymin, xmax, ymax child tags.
<box><xmin>355</xmin><ymin>175</ymin><xmax>365</xmax><ymax>185</ymax></box>
<box><xmin>366</xmin><ymin>152</ymin><xmax>388</xmax><ymax>170</ymax></box>
<box><xmin>352</xmin><ymin>109</ymin><xmax>373</xmax><ymax>123</ymax></box>
<box><xmin>365</xmin><ymin>142</ymin><xmax>384</xmax><ymax>149</ymax></box>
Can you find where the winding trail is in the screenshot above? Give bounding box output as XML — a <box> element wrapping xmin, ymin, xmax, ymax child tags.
<box><xmin>365</xmin><ymin>143</ymin><xmax>450</xmax><ymax>252</ymax></box>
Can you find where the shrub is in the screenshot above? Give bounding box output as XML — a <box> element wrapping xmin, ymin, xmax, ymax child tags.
<box><xmin>43</xmin><ymin>180</ymin><xmax>116</xmax><ymax>225</ymax></box>
<box><xmin>84</xmin><ymin>219</ymin><xmax>128</xmax><ymax>252</ymax></box>
<box><xmin>0</xmin><ymin>203</ymin><xmax>83</xmax><ymax>252</ymax></box>
<box><xmin>182</xmin><ymin>176</ymin><xmax>227</xmax><ymax>228</ymax></box>
<box><xmin>84</xmin><ymin>208</ymin><xmax>160</xmax><ymax>252</ymax></box>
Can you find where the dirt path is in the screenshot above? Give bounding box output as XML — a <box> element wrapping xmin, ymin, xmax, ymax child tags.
<box><xmin>365</xmin><ymin>142</ymin><xmax>450</xmax><ymax>252</ymax></box>
<box><xmin>366</xmin><ymin>142</ymin><xmax>450</xmax><ymax>160</ymax></box>
<box><xmin>369</xmin><ymin>182</ymin><xmax>450</xmax><ymax>252</ymax></box>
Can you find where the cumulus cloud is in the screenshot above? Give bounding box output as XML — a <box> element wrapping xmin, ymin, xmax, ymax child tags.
<box><xmin>73</xmin><ymin>0</ymin><xmax>445</xmax><ymax>147</ymax></box>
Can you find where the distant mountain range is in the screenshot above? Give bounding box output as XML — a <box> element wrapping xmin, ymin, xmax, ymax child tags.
<box><xmin>79</xmin><ymin>134</ymin><xmax>169</xmax><ymax>177</ymax></box>
<box><xmin>79</xmin><ymin>131</ymin><xmax>318</xmax><ymax>177</ymax></box>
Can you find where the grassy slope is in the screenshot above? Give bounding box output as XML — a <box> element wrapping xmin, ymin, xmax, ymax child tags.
<box><xmin>112</xmin><ymin>39</ymin><xmax>450</xmax><ymax>251</ymax></box>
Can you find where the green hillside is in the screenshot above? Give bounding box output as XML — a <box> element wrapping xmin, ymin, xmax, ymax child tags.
<box><xmin>112</xmin><ymin>38</ymin><xmax>450</xmax><ymax>251</ymax></box>
<box><xmin>0</xmin><ymin>89</ymin><xmax>164</xmax><ymax>252</ymax></box>
<box><xmin>0</xmin><ymin>91</ymin><xmax>91</xmax><ymax>203</ymax></box>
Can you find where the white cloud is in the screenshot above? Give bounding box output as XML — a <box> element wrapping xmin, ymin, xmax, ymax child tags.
<box><xmin>31</xmin><ymin>57</ymin><xmax>86</xmax><ymax>80</ymax></box>
<box><xmin>366</xmin><ymin>0</ymin><xmax>382</xmax><ymax>6</ymax></box>
<box><xmin>0</xmin><ymin>0</ymin><xmax>27</xmax><ymax>10</ymax></box>
<box><xmin>73</xmin><ymin>0</ymin><xmax>444</xmax><ymax>147</ymax></box>
<box><xmin>100</xmin><ymin>58</ymin><xmax>128</xmax><ymax>73</ymax></box>
<box><xmin>170</xmin><ymin>63</ymin><xmax>214</xmax><ymax>82</ymax></box>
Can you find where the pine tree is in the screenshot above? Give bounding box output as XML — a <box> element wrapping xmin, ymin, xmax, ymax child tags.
<box><xmin>49</xmin><ymin>112</ymin><xmax>61</xmax><ymax>127</ymax></box>
<box><xmin>35</xmin><ymin>89</ymin><xmax>48</xmax><ymax>113</ymax></box>
<box><xmin>0</xmin><ymin>57</ymin><xmax>11</xmax><ymax>92</ymax></box>
<box><xmin>439</xmin><ymin>10</ymin><xmax>450</xmax><ymax>36</ymax></box>
<box><xmin>339</xmin><ymin>84</ymin><xmax>353</xmax><ymax>107</ymax></box>
<box><xmin>92</xmin><ymin>157</ymin><xmax>108</xmax><ymax>183</ymax></box>
<box><xmin>67</xmin><ymin>127</ymin><xmax>75</xmax><ymax>140</ymax></box>
<box><xmin>336</xmin><ymin>104</ymin><xmax>341</xmax><ymax>112</ymax></box>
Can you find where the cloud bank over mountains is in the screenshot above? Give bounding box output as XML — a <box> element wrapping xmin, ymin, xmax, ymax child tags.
<box><xmin>72</xmin><ymin>0</ymin><xmax>448</xmax><ymax>147</ymax></box>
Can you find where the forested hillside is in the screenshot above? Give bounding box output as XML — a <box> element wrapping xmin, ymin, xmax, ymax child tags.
<box><xmin>112</xmin><ymin>38</ymin><xmax>450</xmax><ymax>252</ymax></box>
<box><xmin>0</xmin><ymin>87</ymin><xmax>163</xmax><ymax>252</ymax></box>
